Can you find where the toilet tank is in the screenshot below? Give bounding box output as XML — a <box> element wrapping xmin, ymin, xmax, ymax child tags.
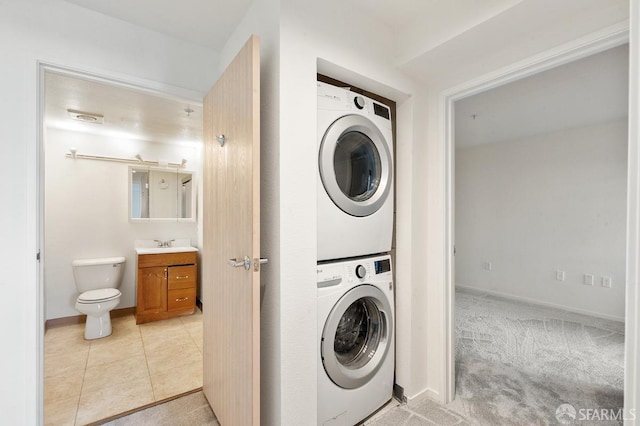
<box><xmin>72</xmin><ymin>257</ymin><xmax>126</xmax><ymax>293</ymax></box>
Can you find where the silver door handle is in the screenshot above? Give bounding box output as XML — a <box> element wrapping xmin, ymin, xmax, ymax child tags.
<box><xmin>253</xmin><ymin>257</ymin><xmax>269</xmax><ymax>271</ymax></box>
<box><xmin>228</xmin><ymin>256</ymin><xmax>250</xmax><ymax>270</ymax></box>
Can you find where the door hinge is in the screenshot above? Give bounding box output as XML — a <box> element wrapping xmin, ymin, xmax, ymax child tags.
<box><xmin>36</xmin><ymin>250</ymin><xmax>41</xmax><ymax>262</ymax></box>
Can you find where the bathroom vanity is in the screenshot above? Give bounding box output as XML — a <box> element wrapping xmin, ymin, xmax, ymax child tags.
<box><xmin>135</xmin><ymin>248</ymin><xmax>198</xmax><ymax>324</ymax></box>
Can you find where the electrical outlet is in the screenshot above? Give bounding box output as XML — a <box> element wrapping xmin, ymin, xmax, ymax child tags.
<box><xmin>583</xmin><ymin>274</ymin><xmax>594</xmax><ymax>286</ymax></box>
<box><xmin>556</xmin><ymin>270</ymin><xmax>565</xmax><ymax>281</ymax></box>
<box><xmin>483</xmin><ymin>262</ymin><xmax>492</xmax><ymax>271</ymax></box>
<box><xmin>601</xmin><ymin>276</ymin><xmax>612</xmax><ymax>288</ymax></box>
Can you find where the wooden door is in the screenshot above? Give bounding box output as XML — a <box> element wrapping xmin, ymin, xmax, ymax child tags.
<box><xmin>202</xmin><ymin>35</ymin><xmax>261</xmax><ymax>426</ymax></box>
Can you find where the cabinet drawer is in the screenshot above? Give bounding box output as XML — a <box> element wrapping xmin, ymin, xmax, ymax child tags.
<box><xmin>168</xmin><ymin>265</ymin><xmax>197</xmax><ymax>290</ymax></box>
<box><xmin>138</xmin><ymin>251</ymin><xmax>197</xmax><ymax>268</ymax></box>
<box><xmin>168</xmin><ymin>288</ymin><xmax>196</xmax><ymax>312</ymax></box>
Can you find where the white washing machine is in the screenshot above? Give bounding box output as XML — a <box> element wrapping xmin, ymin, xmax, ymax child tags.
<box><xmin>317</xmin><ymin>254</ymin><xmax>394</xmax><ymax>425</ymax></box>
<box><xmin>317</xmin><ymin>81</ymin><xmax>394</xmax><ymax>261</ymax></box>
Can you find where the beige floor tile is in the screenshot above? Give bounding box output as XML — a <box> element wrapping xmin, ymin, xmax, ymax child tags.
<box><xmin>44</xmin><ymin>394</ymin><xmax>80</xmax><ymax>426</ymax></box>
<box><xmin>45</xmin><ymin>333</ymin><xmax>92</xmax><ymax>358</ymax></box>
<box><xmin>44</xmin><ymin>349</ymin><xmax>89</xmax><ymax>379</ymax></box>
<box><xmin>44</xmin><ymin>313</ymin><xmax>205</xmax><ymax>424</ymax></box>
<box><xmin>44</xmin><ymin>368</ymin><xmax>84</xmax><ymax>405</ymax></box>
<box><xmin>82</xmin><ymin>355</ymin><xmax>150</xmax><ymax>393</ymax></box>
<box><xmin>104</xmin><ymin>323</ymin><xmax>141</xmax><ymax>342</ymax></box>
<box><xmin>86</xmin><ymin>336</ymin><xmax>144</xmax><ymax>368</ymax></box>
<box><xmin>180</xmin><ymin>309</ymin><xmax>202</xmax><ymax>325</ymax></box>
<box><xmin>142</xmin><ymin>327</ymin><xmax>193</xmax><ymax>353</ymax></box>
<box><xmin>45</xmin><ymin>323</ymin><xmax>86</xmax><ymax>344</ymax></box>
<box><xmin>75</xmin><ymin>376</ymin><xmax>155</xmax><ymax>425</ymax></box>
<box><xmin>145</xmin><ymin>342</ymin><xmax>202</xmax><ymax>375</ymax></box>
<box><xmin>150</xmin><ymin>360</ymin><xmax>203</xmax><ymax>401</ymax></box>
<box><xmin>184</xmin><ymin>321</ymin><xmax>203</xmax><ymax>343</ymax></box>
<box><xmin>110</xmin><ymin>314</ymin><xmax>138</xmax><ymax>329</ymax></box>
<box><xmin>139</xmin><ymin>317</ymin><xmax>185</xmax><ymax>337</ymax></box>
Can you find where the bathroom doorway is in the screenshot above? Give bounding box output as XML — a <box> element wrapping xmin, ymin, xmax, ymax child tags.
<box><xmin>40</xmin><ymin>65</ymin><xmax>205</xmax><ymax>424</ymax></box>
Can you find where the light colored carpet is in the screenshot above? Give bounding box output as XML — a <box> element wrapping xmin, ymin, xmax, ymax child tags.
<box><xmin>449</xmin><ymin>288</ymin><xmax>625</xmax><ymax>425</ymax></box>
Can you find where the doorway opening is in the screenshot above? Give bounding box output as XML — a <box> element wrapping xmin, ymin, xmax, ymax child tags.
<box><xmin>38</xmin><ymin>64</ymin><xmax>205</xmax><ymax>424</ymax></box>
<box><xmin>443</xmin><ymin>31</ymin><xmax>628</xmax><ymax>422</ymax></box>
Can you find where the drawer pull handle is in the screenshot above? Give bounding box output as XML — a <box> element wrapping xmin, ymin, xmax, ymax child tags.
<box><xmin>175</xmin><ymin>275</ymin><xmax>190</xmax><ymax>280</ymax></box>
<box><xmin>175</xmin><ymin>297</ymin><xmax>189</xmax><ymax>302</ymax></box>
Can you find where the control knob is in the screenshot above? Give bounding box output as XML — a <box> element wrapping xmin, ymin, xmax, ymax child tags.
<box><xmin>355</xmin><ymin>265</ymin><xmax>366</xmax><ymax>279</ymax></box>
<box><xmin>354</xmin><ymin>95</ymin><xmax>365</xmax><ymax>110</ymax></box>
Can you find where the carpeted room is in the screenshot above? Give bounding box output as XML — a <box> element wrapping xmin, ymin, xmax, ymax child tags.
<box><xmin>452</xmin><ymin>44</ymin><xmax>628</xmax><ymax>425</ymax></box>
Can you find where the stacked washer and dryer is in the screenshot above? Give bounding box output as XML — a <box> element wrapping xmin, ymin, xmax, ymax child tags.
<box><xmin>316</xmin><ymin>81</ymin><xmax>395</xmax><ymax>426</ymax></box>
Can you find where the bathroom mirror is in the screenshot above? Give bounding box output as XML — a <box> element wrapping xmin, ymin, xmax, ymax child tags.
<box><xmin>129</xmin><ymin>167</ymin><xmax>196</xmax><ymax>222</ymax></box>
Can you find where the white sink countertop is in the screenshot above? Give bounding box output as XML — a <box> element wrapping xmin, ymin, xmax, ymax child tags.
<box><xmin>135</xmin><ymin>246</ymin><xmax>199</xmax><ymax>255</ymax></box>
<box><xmin>134</xmin><ymin>239</ymin><xmax>198</xmax><ymax>255</ymax></box>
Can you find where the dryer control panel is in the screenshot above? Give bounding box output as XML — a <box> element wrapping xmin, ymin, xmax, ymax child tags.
<box><xmin>317</xmin><ymin>81</ymin><xmax>392</xmax><ymax>126</ymax></box>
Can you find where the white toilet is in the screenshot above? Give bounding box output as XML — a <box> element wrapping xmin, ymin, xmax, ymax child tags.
<box><xmin>72</xmin><ymin>256</ymin><xmax>125</xmax><ymax>340</ymax></box>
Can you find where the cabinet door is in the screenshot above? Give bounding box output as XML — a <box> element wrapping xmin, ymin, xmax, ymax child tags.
<box><xmin>138</xmin><ymin>266</ymin><xmax>167</xmax><ymax>314</ymax></box>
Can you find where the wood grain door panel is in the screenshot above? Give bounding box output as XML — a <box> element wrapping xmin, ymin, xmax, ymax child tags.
<box><xmin>202</xmin><ymin>35</ymin><xmax>261</xmax><ymax>426</ymax></box>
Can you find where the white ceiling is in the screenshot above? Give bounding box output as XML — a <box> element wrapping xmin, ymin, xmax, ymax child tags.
<box><xmin>455</xmin><ymin>44</ymin><xmax>629</xmax><ymax>148</ymax></box>
<box><xmin>347</xmin><ymin>0</ymin><xmax>524</xmax><ymax>64</ymax></box>
<box><xmin>64</xmin><ymin>0</ymin><xmax>253</xmax><ymax>50</ymax></box>
<box><xmin>56</xmin><ymin>0</ymin><xmax>628</xmax><ymax>149</ymax></box>
<box><xmin>45</xmin><ymin>72</ymin><xmax>203</xmax><ymax>145</ymax></box>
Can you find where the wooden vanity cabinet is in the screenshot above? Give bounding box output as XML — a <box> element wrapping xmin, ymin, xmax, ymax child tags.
<box><xmin>136</xmin><ymin>251</ymin><xmax>197</xmax><ymax>324</ymax></box>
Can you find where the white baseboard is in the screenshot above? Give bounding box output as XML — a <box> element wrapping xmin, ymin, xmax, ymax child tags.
<box><xmin>456</xmin><ymin>284</ymin><xmax>625</xmax><ymax>323</ymax></box>
<box><xmin>405</xmin><ymin>387</ymin><xmax>443</xmax><ymax>404</ymax></box>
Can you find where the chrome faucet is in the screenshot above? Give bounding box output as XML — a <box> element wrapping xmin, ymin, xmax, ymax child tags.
<box><xmin>154</xmin><ymin>239</ymin><xmax>175</xmax><ymax>248</ymax></box>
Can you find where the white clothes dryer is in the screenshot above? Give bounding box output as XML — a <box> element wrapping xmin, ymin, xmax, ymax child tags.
<box><xmin>317</xmin><ymin>254</ymin><xmax>394</xmax><ymax>426</ymax></box>
<box><xmin>317</xmin><ymin>81</ymin><xmax>394</xmax><ymax>261</ymax></box>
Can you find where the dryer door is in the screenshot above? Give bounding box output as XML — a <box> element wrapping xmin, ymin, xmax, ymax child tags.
<box><xmin>321</xmin><ymin>284</ymin><xmax>393</xmax><ymax>389</ymax></box>
<box><xmin>319</xmin><ymin>114</ymin><xmax>392</xmax><ymax>217</ymax></box>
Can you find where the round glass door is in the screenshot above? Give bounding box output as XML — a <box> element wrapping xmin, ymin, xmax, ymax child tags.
<box><xmin>321</xmin><ymin>285</ymin><xmax>393</xmax><ymax>389</ymax></box>
<box><xmin>333</xmin><ymin>131</ymin><xmax>381</xmax><ymax>203</ymax></box>
<box><xmin>319</xmin><ymin>115</ymin><xmax>392</xmax><ymax>217</ymax></box>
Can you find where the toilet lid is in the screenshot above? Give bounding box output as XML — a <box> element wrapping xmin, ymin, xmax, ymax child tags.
<box><xmin>77</xmin><ymin>288</ymin><xmax>121</xmax><ymax>303</ymax></box>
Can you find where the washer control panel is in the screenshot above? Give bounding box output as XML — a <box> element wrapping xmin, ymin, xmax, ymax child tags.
<box><xmin>317</xmin><ymin>255</ymin><xmax>392</xmax><ymax>288</ymax></box>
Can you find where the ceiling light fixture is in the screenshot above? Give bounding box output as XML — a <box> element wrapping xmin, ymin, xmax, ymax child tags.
<box><xmin>67</xmin><ymin>109</ymin><xmax>104</xmax><ymax>124</ymax></box>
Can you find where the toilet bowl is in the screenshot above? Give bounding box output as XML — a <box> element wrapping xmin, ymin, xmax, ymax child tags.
<box><xmin>72</xmin><ymin>257</ymin><xmax>125</xmax><ymax>340</ymax></box>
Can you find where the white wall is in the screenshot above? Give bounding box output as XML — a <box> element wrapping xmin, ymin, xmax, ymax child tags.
<box><xmin>220</xmin><ymin>0</ymin><xmax>418</xmax><ymax>422</ymax></box>
<box><xmin>44</xmin><ymin>128</ymin><xmax>199</xmax><ymax>320</ymax></box>
<box><xmin>455</xmin><ymin>120</ymin><xmax>627</xmax><ymax>320</ymax></box>
<box><xmin>0</xmin><ymin>0</ymin><xmax>217</xmax><ymax>422</ymax></box>
<box><xmin>278</xmin><ymin>2</ymin><xmax>417</xmax><ymax>423</ymax></box>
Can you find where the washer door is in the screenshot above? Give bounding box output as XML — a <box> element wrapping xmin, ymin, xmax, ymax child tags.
<box><xmin>319</xmin><ymin>114</ymin><xmax>392</xmax><ymax>217</ymax></box>
<box><xmin>321</xmin><ymin>284</ymin><xmax>393</xmax><ymax>389</ymax></box>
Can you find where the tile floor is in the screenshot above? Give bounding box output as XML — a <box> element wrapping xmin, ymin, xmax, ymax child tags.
<box><xmin>110</xmin><ymin>390</ymin><xmax>468</xmax><ymax>426</ymax></box>
<box><xmin>44</xmin><ymin>308</ymin><xmax>203</xmax><ymax>426</ymax></box>
<box><xmin>364</xmin><ymin>395</ymin><xmax>469</xmax><ymax>426</ymax></box>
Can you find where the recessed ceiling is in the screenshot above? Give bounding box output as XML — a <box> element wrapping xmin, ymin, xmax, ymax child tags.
<box><xmin>64</xmin><ymin>0</ymin><xmax>253</xmax><ymax>50</ymax></box>
<box><xmin>455</xmin><ymin>44</ymin><xmax>629</xmax><ymax>148</ymax></box>
<box><xmin>45</xmin><ymin>72</ymin><xmax>202</xmax><ymax>145</ymax></box>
